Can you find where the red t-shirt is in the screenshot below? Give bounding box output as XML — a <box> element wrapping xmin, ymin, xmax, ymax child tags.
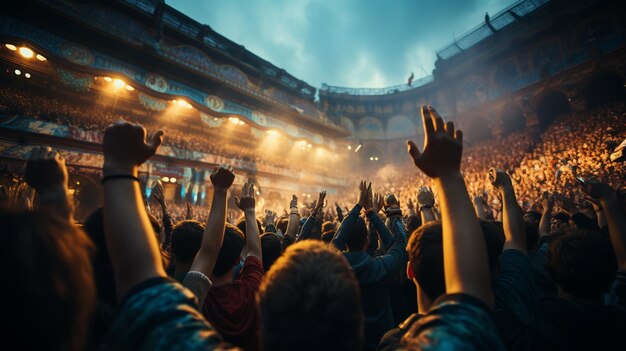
<box><xmin>202</xmin><ymin>256</ymin><xmax>264</xmax><ymax>350</ymax></box>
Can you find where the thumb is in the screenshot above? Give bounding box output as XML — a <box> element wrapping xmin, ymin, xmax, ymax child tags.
<box><xmin>148</xmin><ymin>130</ymin><xmax>164</xmax><ymax>151</ymax></box>
<box><xmin>406</xmin><ymin>140</ymin><xmax>421</xmax><ymax>163</ymax></box>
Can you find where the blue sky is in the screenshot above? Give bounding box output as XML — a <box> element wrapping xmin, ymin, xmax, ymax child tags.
<box><xmin>168</xmin><ymin>0</ymin><xmax>518</xmax><ymax>88</ymax></box>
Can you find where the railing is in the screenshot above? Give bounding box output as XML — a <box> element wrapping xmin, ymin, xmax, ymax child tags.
<box><xmin>320</xmin><ymin>75</ymin><xmax>434</xmax><ymax>96</ymax></box>
<box><xmin>436</xmin><ymin>0</ymin><xmax>550</xmax><ymax>60</ymax></box>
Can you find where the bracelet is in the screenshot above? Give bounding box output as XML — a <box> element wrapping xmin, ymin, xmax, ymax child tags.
<box><xmin>101</xmin><ymin>174</ymin><xmax>140</xmax><ymax>185</ymax></box>
<box><xmin>290</xmin><ymin>207</ymin><xmax>300</xmax><ymax>216</ymax></box>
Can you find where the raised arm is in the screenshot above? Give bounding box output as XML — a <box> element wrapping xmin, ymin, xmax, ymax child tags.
<box><xmin>285</xmin><ymin>195</ymin><xmax>300</xmax><ymax>240</ymax></box>
<box><xmin>489</xmin><ymin>169</ymin><xmax>526</xmax><ymax>253</ymax></box>
<box><xmin>539</xmin><ymin>192</ymin><xmax>554</xmax><ymax>237</ymax></box>
<box><xmin>101</xmin><ymin>122</ymin><xmax>165</xmax><ymax>301</ymax></box>
<box><xmin>583</xmin><ymin>180</ymin><xmax>626</xmax><ymax>269</ymax></box>
<box><xmin>407</xmin><ymin>105</ymin><xmax>493</xmax><ymax>307</ymax></box>
<box><xmin>25</xmin><ymin>146</ymin><xmax>73</xmax><ymax>221</ymax></box>
<box><xmin>152</xmin><ymin>180</ymin><xmax>173</xmax><ymax>252</ymax></box>
<box><xmin>332</xmin><ymin>181</ymin><xmax>369</xmax><ymax>251</ymax></box>
<box><xmin>236</xmin><ymin>181</ymin><xmax>262</xmax><ymax>259</ymax></box>
<box><xmin>189</xmin><ymin>165</ymin><xmax>234</xmax><ymax>277</ymax></box>
<box><xmin>297</xmin><ymin>191</ymin><xmax>326</xmax><ymax>241</ymax></box>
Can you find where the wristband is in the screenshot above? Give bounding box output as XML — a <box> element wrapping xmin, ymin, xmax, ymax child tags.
<box><xmin>419</xmin><ymin>205</ymin><xmax>433</xmax><ymax>212</ymax></box>
<box><xmin>290</xmin><ymin>207</ymin><xmax>300</xmax><ymax>216</ymax></box>
<box><xmin>101</xmin><ymin>174</ymin><xmax>140</xmax><ymax>184</ymax></box>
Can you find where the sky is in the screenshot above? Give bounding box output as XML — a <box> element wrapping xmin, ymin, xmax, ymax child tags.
<box><xmin>168</xmin><ymin>0</ymin><xmax>518</xmax><ymax>89</ymax></box>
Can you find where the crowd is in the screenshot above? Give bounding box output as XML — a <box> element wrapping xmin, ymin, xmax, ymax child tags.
<box><xmin>0</xmin><ymin>86</ymin><xmax>341</xmax><ymax>176</ymax></box>
<box><xmin>3</xmin><ymin>102</ymin><xmax>626</xmax><ymax>350</ymax></box>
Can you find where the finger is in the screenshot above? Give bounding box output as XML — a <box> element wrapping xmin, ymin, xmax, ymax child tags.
<box><xmin>429</xmin><ymin>106</ymin><xmax>444</xmax><ymax>132</ymax></box>
<box><xmin>444</xmin><ymin>121</ymin><xmax>455</xmax><ymax>138</ymax></box>
<box><xmin>421</xmin><ymin>105</ymin><xmax>435</xmax><ymax>138</ymax></box>
<box><xmin>235</xmin><ymin>196</ymin><xmax>241</xmax><ymax>208</ymax></box>
<box><xmin>454</xmin><ymin>130</ymin><xmax>463</xmax><ymax>145</ymax></box>
<box><xmin>148</xmin><ymin>130</ymin><xmax>164</xmax><ymax>151</ymax></box>
<box><xmin>406</xmin><ymin>140</ymin><xmax>421</xmax><ymax>163</ymax></box>
<box><xmin>28</xmin><ymin>146</ymin><xmax>40</xmax><ymax>160</ymax></box>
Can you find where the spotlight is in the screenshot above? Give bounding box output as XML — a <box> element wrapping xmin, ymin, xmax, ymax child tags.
<box><xmin>5</xmin><ymin>44</ymin><xmax>16</xmax><ymax>51</ymax></box>
<box><xmin>374</xmin><ymin>157</ymin><xmax>379</xmax><ymax>161</ymax></box>
<box><xmin>238</xmin><ymin>120</ymin><xmax>245</xmax><ymax>126</ymax></box>
<box><xmin>113</xmin><ymin>79</ymin><xmax>125</xmax><ymax>89</ymax></box>
<box><xmin>161</xmin><ymin>176</ymin><xmax>170</xmax><ymax>182</ymax></box>
<box><xmin>103</xmin><ymin>76</ymin><xmax>112</xmax><ymax>82</ymax></box>
<box><xmin>369</xmin><ymin>157</ymin><xmax>374</xmax><ymax>161</ymax></box>
<box><xmin>177</xmin><ymin>99</ymin><xmax>187</xmax><ymax>107</ymax></box>
<box><xmin>170</xmin><ymin>177</ymin><xmax>177</xmax><ymax>183</ymax></box>
<box><xmin>36</xmin><ymin>54</ymin><xmax>46</xmax><ymax>61</ymax></box>
<box><xmin>125</xmin><ymin>85</ymin><xmax>134</xmax><ymax>91</ymax></box>
<box><xmin>266</xmin><ymin>130</ymin><xmax>278</xmax><ymax>135</ymax></box>
<box><xmin>14</xmin><ymin>69</ymin><xmax>21</xmax><ymax>75</ymax></box>
<box><xmin>18</xmin><ymin>47</ymin><xmax>34</xmax><ymax>58</ymax></box>
<box><xmin>347</xmin><ymin>145</ymin><xmax>352</xmax><ymax>150</ymax></box>
<box><xmin>24</xmin><ymin>73</ymin><xmax>31</xmax><ymax>78</ymax></box>
<box><xmin>354</xmin><ymin>144</ymin><xmax>362</xmax><ymax>152</ymax></box>
<box><xmin>307</xmin><ymin>143</ymin><xmax>312</xmax><ymax>148</ymax></box>
<box><xmin>229</xmin><ymin>117</ymin><xmax>240</xmax><ymax>124</ymax></box>
<box><xmin>185</xmin><ymin>103</ymin><xmax>192</xmax><ymax>109</ymax></box>
<box><xmin>255</xmin><ymin>190</ymin><xmax>260</xmax><ymax>196</ymax></box>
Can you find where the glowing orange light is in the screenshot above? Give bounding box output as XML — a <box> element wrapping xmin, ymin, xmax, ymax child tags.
<box><xmin>103</xmin><ymin>76</ymin><xmax>112</xmax><ymax>82</ymax></box>
<box><xmin>18</xmin><ymin>47</ymin><xmax>34</xmax><ymax>58</ymax></box>
<box><xmin>113</xmin><ymin>79</ymin><xmax>125</xmax><ymax>89</ymax></box>
<box><xmin>36</xmin><ymin>54</ymin><xmax>46</xmax><ymax>61</ymax></box>
<box><xmin>125</xmin><ymin>85</ymin><xmax>134</xmax><ymax>91</ymax></box>
<box><xmin>5</xmin><ymin>44</ymin><xmax>16</xmax><ymax>51</ymax></box>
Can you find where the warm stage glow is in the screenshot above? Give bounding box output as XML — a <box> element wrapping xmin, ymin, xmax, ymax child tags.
<box><xmin>25</xmin><ymin>73</ymin><xmax>31</xmax><ymax>78</ymax></box>
<box><xmin>103</xmin><ymin>76</ymin><xmax>112</xmax><ymax>82</ymax></box>
<box><xmin>5</xmin><ymin>44</ymin><xmax>16</xmax><ymax>51</ymax></box>
<box><xmin>18</xmin><ymin>47</ymin><xmax>34</xmax><ymax>58</ymax></box>
<box><xmin>266</xmin><ymin>129</ymin><xmax>279</xmax><ymax>135</ymax></box>
<box><xmin>170</xmin><ymin>177</ymin><xmax>177</xmax><ymax>183</ymax></box>
<box><xmin>36</xmin><ymin>54</ymin><xmax>46</xmax><ymax>61</ymax></box>
<box><xmin>161</xmin><ymin>176</ymin><xmax>170</xmax><ymax>182</ymax></box>
<box><xmin>125</xmin><ymin>85</ymin><xmax>134</xmax><ymax>91</ymax></box>
<box><xmin>354</xmin><ymin>144</ymin><xmax>362</xmax><ymax>152</ymax></box>
<box><xmin>113</xmin><ymin>79</ymin><xmax>126</xmax><ymax>89</ymax></box>
<box><xmin>347</xmin><ymin>145</ymin><xmax>352</xmax><ymax>150</ymax></box>
<box><xmin>14</xmin><ymin>69</ymin><xmax>21</xmax><ymax>75</ymax></box>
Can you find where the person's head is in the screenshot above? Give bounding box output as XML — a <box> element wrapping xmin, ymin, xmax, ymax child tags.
<box><xmin>1</xmin><ymin>209</ymin><xmax>95</xmax><ymax>351</ymax></box>
<box><xmin>346</xmin><ymin>217</ymin><xmax>368</xmax><ymax>251</ymax></box>
<box><xmin>523</xmin><ymin>211</ymin><xmax>542</xmax><ymax>227</ymax></box>
<box><xmin>171</xmin><ymin>220</ymin><xmax>204</xmax><ymax>264</ymax></box>
<box><xmin>213</xmin><ymin>223</ymin><xmax>245</xmax><ymax>277</ymax></box>
<box><xmin>237</xmin><ymin>217</ymin><xmax>262</xmax><ymax>237</ymax></box>
<box><xmin>276</xmin><ymin>218</ymin><xmax>288</xmax><ymax>234</ymax></box>
<box><xmin>261</xmin><ymin>233</ymin><xmax>282</xmax><ymax>271</ymax></box>
<box><xmin>321</xmin><ymin>230</ymin><xmax>335</xmax><ymax>244</ymax></box>
<box><xmin>547</xmin><ymin>229</ymin><xmax>616</xmax><ymax>300</ymax></box>
<box><xmin>322</xmin><ymin>221</ymin><xmax>335</xmax><ymax>233</ymax></box>
<box><xmin>258</xmin><ymin>240</ymin><xmax>363</xmax><ymax>351</ymax></box>
<box><xmin>406</xmin><ymin>215</ymin><xmax>422</xmax><ymax>234</ymax></box>
<box><xmin>551</xmin><ymin>212</ymin><xmax>570</xmax><ymax>232</ymax></box>
<box><xmin>407</xmin><ymin>221</ymin><xmax>503</xmax><ymax>303</ymax></box>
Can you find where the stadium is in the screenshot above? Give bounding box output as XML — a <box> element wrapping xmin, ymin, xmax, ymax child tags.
<box><xmin>1</xmin><ymin>0</ymin><xmax>626</xmax><ymax>350</ymax></box>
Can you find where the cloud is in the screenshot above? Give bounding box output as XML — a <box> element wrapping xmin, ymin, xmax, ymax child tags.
<box><xmin>168</xmin><ymin>0</ymin><xmax>518</xmax><ymax>88</ymax></box>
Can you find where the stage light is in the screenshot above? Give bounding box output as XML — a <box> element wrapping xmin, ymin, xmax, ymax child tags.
<box><xmin>229</xmin><ymin>117</ymin><xmax>240</xmax><ymax>124</ymax></box>
<box><xmin>177</xmin><ymin>99</ymin><xmax>187</xmax><ymax>107</ymax></box>
<box><xmin>347</xmin><ymin>145</ymin><xmax>352</xmax><ymax>150</ymax></box>
<box><xmin>5</xmin><ymin>44</ymin><xmax>16</xmax><ymax>51</ymax></box>
<box><xmin>36</xmin><ymin>54</ymin><xmax>46</xmax><ymax>61</ymax></box>
<box><xmin>170</xmin><ymin>177</ymin><xmax>177</xmax><ymax>183</ymax></box>
<box><xmin>25</xmin><ymin>73</ymin><xmax>31</xmax><ymax>78</ymax></box>
<box><xmin>161</xmin><ymin>176</ymin><xmax>170</xmax><ymax>182</ymax></box>
<box><xmin>14</xmin><ymin>69</ymin><xmax>21</xmax><ymax>75</ymax></box>
<box><xmin>238</xmin><ymin>120</ymin><xmax>245</xmax><ymax>126</ymax></box>
<box><xmin>185</xmin><ymin>103</ymin><xmax>192</xmax><ymax>109</ymax></box>
<box><xmin>266</xmin><ymin>129</ymin><xmax>278</xmax><ymax>135</ymax></box>
<box><xmin>256</xmin><ymin>190</ymin><xmax>260</xmax><ymax>196</ymax></box>
<box><xmin>374</xmin><ymin>157</ymin><xmax>379</xmax><ymax>161</ymax></box>
<box><xmin>18</xmin><ymin>47</ymin><xmax>34</xmax><ymax>58</ymax></box>
<box><xmin>103</xmin><ymin>76</ymin><xmax>112</xmax><ymax>82</ymax></box>
<box><xmin>125</xmin><ymin>85</ymin><xmax>134</xmax><ymax>91</ymax></box>
<box><xmin>307</xmin><ymin>143</ymin><xmax>312</xmax><ymax>148</ymax></box>
<box><xmin>354</xmin><ymin>144</ymin><xmax>362</xmax><ymax>152</ymax></box>
<box><xmin>369</xmin><ymin>157</ymin><xmax>374</xmax><ymax>161</ymax></box>
<box><xmin>113</xmin><ymin>79</ymin><xmax>125</xmax><ymax>89</ymax></box>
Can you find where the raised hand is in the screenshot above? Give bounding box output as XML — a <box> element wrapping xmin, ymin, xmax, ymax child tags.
<box><xmin>358</xmin><ymin>181</ymin><xmax>372</xmax><ymax>209</ymax></box>
<box><xmin>290</xmin><ymin>195</ymin><xmax>298</xmax><ymax>208</ymax></box>
<box><xmin>103</xmin><ymin>121</ymin><xmax>163</xmax><ymax>174</ymax></box>
<box><xmin>25</xmin><ymin>146</ymin><xmax>68</xmax><ymax>194</ymax></box>
<box><xmin>581</xmin><ymin>179</ymin><xmax>615</xmax><ymax>201</ymax></box>
<box><xmin>417</xmin><ymin>186</ymin><xmax>435</xmax><ymax>207</ymax></box>
<box><xmin>407</xmin><ymin>106</ymin><xmax>462</xmax><ymax>179</ymax></box>
<box><xmin>555</xmin><ymin>193</ymin><xmax>579</xmax><ymax>215</ymax></box>
<box><xmin>313</xmin><ymin>191</ymin><xmax>327</xmax><ymax>215</ymax></box>
<box><xmin>235</xmin><ymin>181</ymin><xmax>256</xmax><ymax>211</ymax></box>
<box><xmin>264</xmin><ymin>210</ymin><xmax>277</xmax><ymax>226</ymax></box>
<box><xmin>210</xmin><ymin>164</ymin><xmax>235</xmax><ymax>190</ymax></box>
<box><xmin>488</xmin><ymin>168</ymin><xmax>513</xmax><ymax>191</ymax></box>
<box><xmin>541</xmin><ymin>191</ymin><xmax>555</xmax><ymax>213</ymax></box>
<box><xmin>152</xmin><ymin>180</ymin><xmax>165</xmax><ymax>207</ymax></box>
<box><xmin>373</xmin><ymin>192</ymin><xmax>384</xmax><ymax>213</ymax></box>
<box><xmin>407</xmin><ymin>198</ymin><xmax>415</xmax><ymax>211</ymax></box>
